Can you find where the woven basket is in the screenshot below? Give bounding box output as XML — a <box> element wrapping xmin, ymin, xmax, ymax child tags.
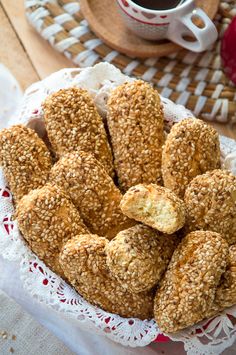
<box><xmin>25</xmin><ymin>0</ymin><xmax>236</xmax><ymax>123</ymax></box>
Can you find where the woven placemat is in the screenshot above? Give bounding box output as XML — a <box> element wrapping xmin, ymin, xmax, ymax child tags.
<box><xmin>25</xmin><ymin>0</ymin><xmax>236</xmax><ymax>123</ymax></box>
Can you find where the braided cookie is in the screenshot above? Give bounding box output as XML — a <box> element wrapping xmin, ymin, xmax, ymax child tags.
<box><xmin>206</xmin><ymin>245</ymin><xmax>236</xmax><ymax>318</ymax></box>
<box><xmin>185</xmin><ymin>169</ymin><xmax>236</xmax><ymax>245</ymax></box>
<box><xmin>154</xmin><ymin>231</ymin><xmax>228</xmax><ymax>333</ymax></box>
<box><xmin>16</xmin><ymin>184</ymin><xmax>88</xmax><ymax>277</ymax></box>
<box><xmin>59</xmin><ymin>234</ymin><xmax>154</xmax><ymax>319</ymax></box>
<box><xmin>162</xmin><ymin>118</ymin><xmax>220</xmax><ymax>198</ymax></box>
<box><xmin>50</xmin><ymin>151</ymin><xmax>134</xmax><ymax>240</ymax></box>
<box><xmin>107</xmin><ymin>80</ymin><xmax>164</xmax><ymax>191</ymax></box>
<box><xmin>0</xmin><ymin>125</ymin><xmax>52</xmax><ymax>203</ymax></box>
<box><xmin>43</xmin><ymin>87</ymin><xmax>113</xmax><ymax>176</ymax></box>
<box><xmin>106</xmin><ymin>224</ymin><xmax>178</xmax><ymax>293</ymax></box>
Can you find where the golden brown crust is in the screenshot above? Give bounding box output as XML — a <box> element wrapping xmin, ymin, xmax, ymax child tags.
<box><xmin>162</xmin><ymin>118</ymin><xmax>221</xmax><ymax>198</ymax></box>
<box><xmin>105</xmin><ymin>224</ymin><xmax>178</xmax><ymax>293</ymax></box>
<box><xmin>0</xmin><ymin>125</ymin><xmax>52</xmax><ymax>203</ymax></box>
<box><xmin>205</xmin><ymin>245</ymin><xmax>236</xmax><ymax>318</ymax></box>
<box><xmin>59</xmin><ymin>234</ymin><xmax>154</xmax><ymax>319</ymax></box>
<box><xmin>184</xmin><ymin>169</ymin><xmax>236</xmax><ymax>245</ymax></box>
<box><xmin>50</xmin><ymin>151</ymin><xmax>135</xmax><ymax>240</ymax></box>
<box><xmin>154</xmin><ymin>231</ymin><xmax>228</xmax><ymax>333</ymax></box>
<box><xmin>107</xmin><ymin>80</ymin><xmax>164</xmax><ymax>191</ymax></box>
<box><xmin>120</xmin><ymin>184</ymin><xmax>185</xmax><ymax>234</ymax></box>
<box><xmin>42</xmin><ymin>87</ymin><xmax>113</xmax><ymax>176</ymax></box>
<box><xmin>15</xmin><ymin>184</ymin><xmax>88</xmax><ymax>277</ymax></box>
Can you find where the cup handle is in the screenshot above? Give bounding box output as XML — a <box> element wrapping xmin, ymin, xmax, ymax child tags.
<box><xmin>167</xmin><ymin>8</ymin><xmax>218</xmax><ymax>52</ymax></box>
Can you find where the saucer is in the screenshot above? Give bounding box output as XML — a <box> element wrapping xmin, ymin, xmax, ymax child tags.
<box><xmin>80</xmin><ymin>0</ymin><xmax>220</xmax><ymax>58</ymax></box>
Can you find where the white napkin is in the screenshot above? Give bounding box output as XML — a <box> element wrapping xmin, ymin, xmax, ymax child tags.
<box><xmin>0</xmin><ymin>256</ymin><xmax>186</xmax><ymax>355</ymax></box>
<box><xmin>0</xmin><ymin>64</ymin><xmax>22</xmax><ymax>128</ymax></box>
<box><xmin>0</xmin><ymin>289</ymin><xmax>73</xmax><ymax>355</ymax></box>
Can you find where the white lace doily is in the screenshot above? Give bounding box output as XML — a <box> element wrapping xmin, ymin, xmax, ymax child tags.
<box><xmin>1</xmin><ymin>63</ymin><xmax>236</xmax><ymax>354</ymax></box>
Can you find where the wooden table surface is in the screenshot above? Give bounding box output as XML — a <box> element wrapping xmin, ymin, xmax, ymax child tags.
<box><xmin>0</xmin><ymin>0</ymin><xmax>236</xmax><ymax>138</ymax></box>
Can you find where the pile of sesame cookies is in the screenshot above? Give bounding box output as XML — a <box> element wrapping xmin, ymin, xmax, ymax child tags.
<box><xmin>0</xmin><ymin>78</ymin><xmax>236</xmax><ymax>333</ymax></box>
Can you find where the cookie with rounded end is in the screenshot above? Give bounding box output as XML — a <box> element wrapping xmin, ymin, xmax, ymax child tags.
<box><xmin>120</xmin><ymin>184</ymin><xmax>185</xmax><ymax>234</ymax></box>
<box><xmin>59</xmin><ymin>234</ymin><xmax>154</xmax><ymax>319</ymax></box>
<box><xmin>42</xmin><ymin>87</ymin><xmax>113</xmax><ymax>176</ymax></box>
<box><xmin>107</xmin><ymin>80</ymin><xmax>164</xmax><ymax>191</ymax></box>
<box><xmin>206</xmin><ymin>245</ymin><xmax>236</xmax><ymax>318</ymax></box>
<box><xmin>15</xmin><ymin>184</ymin><xmax>88</xmax><ymax>277</ymax></box>
<box><xmin>106</xmin><ymin>224</ymin><xmax>178</xmax><ymax>293</ymax></box>
<box><xmin>0</xmin><ymin>125</ymin><xmax>52</xmax><ymax>203</ymax></box>
<box><xmin>185</xmin><ymin>169</ymin><xmax>236</xmax><ymax>245</ymax></box>
<box><xmin>162</xmin><ymin>118</ymin><xmax>220</xmax><ymax>198</ymax></box>
<box><xmin>50</xmin><ymin>151</ymin><xmax>135</xmax><ymax>240</ymax></box>
<box><xmin>154</xmin><ymin>231</ymin><xmax>228</xmax><ymax>333</ymax></box>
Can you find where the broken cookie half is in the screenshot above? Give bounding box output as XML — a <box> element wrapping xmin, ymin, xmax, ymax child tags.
<box><xmin>120</xmin><ymin>184</ymin><xmax>185</xmax><ymax>234</ymax></box>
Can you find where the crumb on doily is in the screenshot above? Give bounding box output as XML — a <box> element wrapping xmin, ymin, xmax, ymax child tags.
<box><xmin>0</xmin><ymin>330</ymin><xmax>8</xmax><ymax>339</ymax></box>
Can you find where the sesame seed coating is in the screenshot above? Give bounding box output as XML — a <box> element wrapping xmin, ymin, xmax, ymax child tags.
<box><xmin>105</xmin><ymin>224</ymin><xmax>178</xmax><ymax>293</ymax></box>
<box><xmin>154</xmin><ymin>231</ymin><xmax>228</xmax><ymax>333</ymax></box>
<box><xmin>107</xmin><ymin>80</ymin><xmax>164</xmax><ymax>191</ymax></box>
<box><xmin>59</xmin><ymin>234</ymin><xmax>154</xmax><ymax>319</ymax></box>
<box><xmin>120</xmin><ymin>184</ymin><xmax>186</xmax><ymax>234</ymax></box>
<box><xmin>0</xmin><ymin>125</ymin><xmax>52</xmax><ymax>203</ymax></box>
<box><xmin>206</xmin><ymin>245</ymin><xmax>236</xmax><ymax>318</ymax></box>
<box><xmin>42</xmin><ymin>87</ymin><xmax>113</xmax><ymax>176</ymax></box>
<box><xmin>50</xmin><ymin>151</ymin><xmax>135</xmax><ymax>240</ymax></box>
<box><xmin>15</xmin><ymin>184</ymin><xmax>88</xmax><ymax>277</ymax></box>
<box><xmin>184</xmin><ymin>169</ymin><xmax>236</xmax><ymax>245</ymax></box>
<box><xmin>162</xmin><ymin>118</ymin><xmax>221</xmax><ymax>198</ymax></box>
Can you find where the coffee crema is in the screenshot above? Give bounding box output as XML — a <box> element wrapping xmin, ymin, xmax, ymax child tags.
<box><xmin>132</xmin><ymin>0</ymin><xmax>182</xmax><ymax>10</ymax></box>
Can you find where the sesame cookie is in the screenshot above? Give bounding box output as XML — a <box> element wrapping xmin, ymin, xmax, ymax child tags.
<box><xmin>105</xmin><ymin>224</ymin><xmax>178</xmax><ymax>293</ymax></box>
<box><xmin>16</xmin><ymin>184</ymin><xmax>88</xmax><ymax>277</ymax></box>
<box><xmin>184</xmin><ymin>169</ymin><xmax>236</xmax><ymax>245</ymax></box>
<box><xmin>59</xmin><ymin>234</ymin><xmax>154</xmax><ymax>319</ymax></box>
<box><xmin>107</xmin><ymin>80</ymin><xmax>164</xmax><ymax>191</ymax></box>
<box><xmin>206</xmin><ymin>245</ymin><xmax>236</xmax><ymax>318</ymax></box>
<box><xmin>50</xmin><ymin>151</ymin><xmax>135</xmax><ymax>240</ymax></box>
<box><xmin>154</xmin><ymin>231</ymin><xmax>228</xmax><ymax>333</ymax></box>
<box><xmin>42</xmin><ymin>87</ymin><xmax>113</xmax><ymax>176</ymax></box>
<box><xmin>162</xmin><ymin>118</ymin><xmax>221</xmax><ymax>198</ymax></box>
<box><xmin>120</xmin><ymin>184</ymin><xmax>185</xmax><ymax>234</ymax></box>
<box><xmin>0</xmin><ymin>125</ymin><xmax>52</xmax><ymax>203</ymax></box>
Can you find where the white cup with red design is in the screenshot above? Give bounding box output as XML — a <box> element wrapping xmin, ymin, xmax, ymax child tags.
<box><xmin>116</xmin><ymin>0</ymin><xmax>218</xmax><ymax>52</ymax></box>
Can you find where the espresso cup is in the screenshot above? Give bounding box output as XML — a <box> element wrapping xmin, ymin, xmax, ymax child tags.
<box><xmin>116</xmin><ymin>0</ymin><xmax>218</xmax><ymax>52</ymax></box>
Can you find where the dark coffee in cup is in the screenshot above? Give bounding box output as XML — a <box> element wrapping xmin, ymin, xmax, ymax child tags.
<box><xmin>133</xmin><ymin>0</ymin><xmax>182</xmax><ymax>10</ymax></box>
